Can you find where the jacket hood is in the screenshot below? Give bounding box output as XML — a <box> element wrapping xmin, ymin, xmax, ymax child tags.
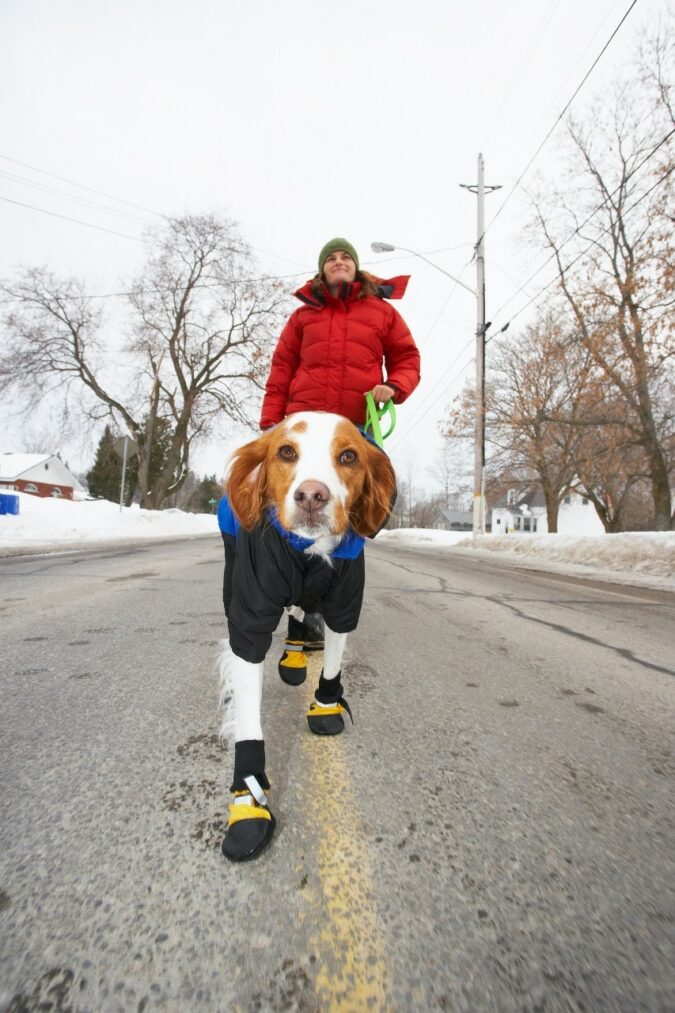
<box><xmin>293</xmin><ymin>275</ymin><xmax>410</xmax><ymax>306</ymax></box>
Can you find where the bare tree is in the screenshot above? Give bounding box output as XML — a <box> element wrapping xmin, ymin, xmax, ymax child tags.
<box><xmin>1</xmin><ymin>214</ymin><xmax>288</xmax><ymax>508</ymax></box>
<box><xmin>427</xmin><ymin>445</ymin><xmax>471</xmax><ymax>509</ymax></box>
<box><xmin>531</xmin><ymin>18</ymin><xmax>675</xmax><ymax>529</ymax></box>
<box><xmin>441</xmin><ymin>311</ymin><xmax>591</xmax><ymax>531</ymax></box>
<box><xmin>574</xmin><ymin>426</ymin><xmax>650</xmax><ymax>532</ymax></box>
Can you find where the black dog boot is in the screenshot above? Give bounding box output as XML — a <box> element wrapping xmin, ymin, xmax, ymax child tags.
<box><xmin>222</xmin><ymin>741</ymin><xmax>275</xmax><ymax>862</ymax></box>
<box><xmin>306</xmin><ymin>671</ymin><xmax>353</xmax><ymax>736</ymax></box>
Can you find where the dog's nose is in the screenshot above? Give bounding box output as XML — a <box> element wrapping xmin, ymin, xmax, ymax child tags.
<box><xmin>294</xmin><ymin>481</ymin><xmax>331</xmax><ymax>512</ymax></box>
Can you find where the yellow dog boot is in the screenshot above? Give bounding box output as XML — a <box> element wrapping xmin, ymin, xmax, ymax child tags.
<box><xmin>278</xmin><ymin>614</ymin><xmax>318</xmax><ymax>685</ymax></box>
<box><xmin>278</xmin><ymin>640</ymin><xmax>308</xmax><ymax>685</ymax></box>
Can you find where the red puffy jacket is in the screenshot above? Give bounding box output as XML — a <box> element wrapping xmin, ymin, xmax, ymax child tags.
<box><xmin>260</xmin><ymin>276</ymin><xmax>421</xmax><ymax>429</ymax></box>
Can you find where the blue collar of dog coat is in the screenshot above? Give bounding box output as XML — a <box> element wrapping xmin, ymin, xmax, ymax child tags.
<box><xmin>266</xmin><ymin>508</ymin><xmax>365</xmax><ymax>559</ymax></box>
<box><xmin>217</xmin><ymin>496</ymin><xmax>364</xmax><ymax>560</ymax></box>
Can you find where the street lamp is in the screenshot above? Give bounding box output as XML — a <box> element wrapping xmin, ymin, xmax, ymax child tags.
<box><xmin>370</xmin><ymin>241</ymin><xmax>476</xmax><ymax>297</ymax></box>
<box><xmin>371</xmin><ymin>155</ymin><xmax>501</xmax><ymax>536</ymax></box>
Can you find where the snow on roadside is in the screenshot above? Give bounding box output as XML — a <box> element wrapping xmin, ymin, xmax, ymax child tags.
<box><xmin>0</xmin><ymin>491</ymin><xmax>215</xmax><ymax>553</ymax></box>
<box><xmin>376</xmin><ymin>528</ymin><xmax>675</xmax><ymax>592</ymax></box>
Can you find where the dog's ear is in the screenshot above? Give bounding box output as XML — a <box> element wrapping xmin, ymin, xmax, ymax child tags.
<box><xmin>350</xmin><ymin>441</ymin><xmax>397</xmax><ymax>537</ymax></box>
<box><xmin>226</xmin><ymin>432</ymin><xmax>272</xmax><ymax>529</ymax></box>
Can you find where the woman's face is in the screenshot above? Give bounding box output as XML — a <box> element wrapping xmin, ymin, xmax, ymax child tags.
<box><xmin>323</xmin><ymin>250</ymin><xmax>357</xmax><ymax>287</ymax></box>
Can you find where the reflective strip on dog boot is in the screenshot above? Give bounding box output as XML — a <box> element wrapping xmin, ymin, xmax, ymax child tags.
<box><xmin>306</xmin><ymin>696</ymin><xmax>353</xmax><ymax>736</ymax></box>
<box><xmin>278</xmin><ymin>641</ymin><xmax>308</xmax><ymax>686</ymax></box>
<box><xmin>244</xmin><ymin>775</ymin><xmax>268</xmax><ymax>806</ymax></box>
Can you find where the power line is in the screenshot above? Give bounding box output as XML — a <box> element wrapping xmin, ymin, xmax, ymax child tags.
<box><xmin>0</xmin><ymin>152</ymin><xmax>166</xmax><ymax>219</ymax></box>
<box><xmin>488</xmin><ymin>163</ymin><xmax>673</xmax><ymax>335</ymax></box>
<box><xmin>0</xmin><ymin>183</ymin><xmax>313</xmax><ymax>269</ymax></box>
<box><xmin>0</xmin><ymin>194</ymin><xmax>145</xmax><ymax>242</ymax></box>
<box><xmin>387</xmin><ymin>335</ymin><xmax>477</xmax><ymax>453</ymax></box>
<box><xmin>415</xmin><ymin>254</ymin><xmax>476</xmax><ymax>353</ymax></box>
<box><xmin>388</xmin><ymin>0</ymin><xmax>643</xmax><ymax>453</ymax></box>
<box><xmin>0</xmin><ymin>153</ymin><xmax>311</xmax><ymax>269</ymax></box>
<box><xmin>482</xmin><ymin>0</ymin><xmax>563</xmax><ymax>145</ymax></box>
<box><xmin>488</xmin><ymin>126</ymin><xmax>675</xmax><ymax>326</ymax></box>
<box><xmin>0</xmin><ymin>270</ymin><xmax>312</xmax><ymax>306</ymax></box>
<box><xmin>391</xmin><ymin>154</ymin><xmax>671</xmax><ymax>452</ymax></box>
<box><xmin>482</xmin><ymin>0</ymin><xmax>641</xmax><ymax>242</ymax></box>
<box><xmin>0</xmin><ymin>168</ymin><xmax>156</xmax><ymax>228</ymax></box>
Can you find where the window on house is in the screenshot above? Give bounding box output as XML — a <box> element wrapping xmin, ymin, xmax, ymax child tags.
<box><xmin>564</xmin><ymin>495</ymin><xmax>571</xmax><ymax>505</ymax></box>
<box><xmin>51</xmin><ymin>487</ymin><xmax>63</xmax><ymax>497</ymax></box>
<box><xmin>25</xmin><ymin>483</ymin><xmax>38</xmax><ymax>493</ymax></box>
<box><xmin>582</xmin><ymin>498</ymin><xmax>588</xmax><ymax>505</ymax></box>
<box><xmin>507</xmin><ymin>489</ymin><xmax>517</xmax><ymax>506</ymax></box>
<box><xmin>523</xmin><ymin>517</ymin><xmax>531</xmax><ymax>532</ymax></box>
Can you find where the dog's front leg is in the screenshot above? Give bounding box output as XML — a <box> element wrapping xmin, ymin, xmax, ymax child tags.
<box><xmin>323</xmin><ymin>625</ymin><xmax>347</xmax><ymax>680</ymax></box>
<box><xmin>221</xmin><ymin>651</ymin><xmax>276</xmax><ymax>862</ymax></box>
<box><xmin>230</xmin><ymin>654</ymin><xmax>264</xmax><ymax>742</ymax></box>
<box><xmin>306</xmin><ymin>625</ymin><xmax>352</xmax><ymax>735</ymax></box>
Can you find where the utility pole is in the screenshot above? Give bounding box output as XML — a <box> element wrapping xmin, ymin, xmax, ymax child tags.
<box><xmin>461</xmin><ymin>154</ymin><xmax>500</xmax><ymax>536</ymax></box>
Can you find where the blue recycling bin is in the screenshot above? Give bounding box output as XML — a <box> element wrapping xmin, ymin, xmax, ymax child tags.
<box><xmin>0</xmin><ymin>492</ymin><xmax>20</xmax><ymax>515</ymax></box>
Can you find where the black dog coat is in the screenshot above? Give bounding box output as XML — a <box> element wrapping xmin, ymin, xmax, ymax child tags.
<box><xmin>223</xmin><ymin>521</ymin><xmax>365</xmax><ymax>665</ymax></box>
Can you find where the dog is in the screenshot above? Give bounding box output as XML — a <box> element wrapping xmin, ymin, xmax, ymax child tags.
<box><xmin>218</xmin><ymin>411</ymin><xmax>396</xmax><ymax>861</ymax></box>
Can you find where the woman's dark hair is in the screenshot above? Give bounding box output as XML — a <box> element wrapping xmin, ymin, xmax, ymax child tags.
<box><xmin>311</xmin><ymin>269</ymin><xmax>381</xmax><ymax>301</ymax></box>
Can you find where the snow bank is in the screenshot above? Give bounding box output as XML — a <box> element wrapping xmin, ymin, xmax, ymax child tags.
<box><xmin>0</xmin><ymin>491</ymin><xmax>215</xmax><ymax>553</ymax></box>
<box><xmin>377</xmin><ymin>528</ymin><xmax>675</xmax><ymax>592</ymax></box>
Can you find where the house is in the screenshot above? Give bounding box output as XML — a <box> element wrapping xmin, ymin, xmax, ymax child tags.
<box><xmin>432</xmin><ymin>508</ymin><xmax>492</xmax><ymax>533</ymax></box>
<box><xmin>490</xmin><ymin>486</ymin><xmax>604</xmax><ymax>536</ymax></box>
<box><xmin>0</xmin><ymin>454</ymin><xmax>84</xmax><ymax>501</ymax></box>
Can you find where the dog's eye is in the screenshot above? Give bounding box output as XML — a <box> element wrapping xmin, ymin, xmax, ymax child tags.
<box><xmin>339</xmin><ymin>449</ymin><xmax>357</xmax><ymax>465</ymax></box>
<box><xmin>277</xmin><ymin>445</ymin><xmax>297</xmax><ymax>462</ymax></box>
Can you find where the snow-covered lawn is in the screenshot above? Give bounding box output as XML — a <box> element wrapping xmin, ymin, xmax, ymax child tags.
<box><xmin>1</xmin><ymin>491</ymin><xmax>673</xmax><ymax>592</ymax></box>
<box><xmin>0</xmin><ymin>491</ymin><xmax>214</xmax><ymax>551</ymax></box>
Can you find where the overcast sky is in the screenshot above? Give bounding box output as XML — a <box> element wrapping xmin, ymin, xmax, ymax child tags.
<box><xmin>1</xmin><ymin>0</ymin><xmax>667</xmax><ymax>491</ymax></box>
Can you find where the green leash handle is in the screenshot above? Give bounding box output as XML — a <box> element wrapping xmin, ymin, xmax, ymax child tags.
<box><xmin>364</xmin><ymin>393</ymin><xmax>397</xmax><ymax>449</ymax></box>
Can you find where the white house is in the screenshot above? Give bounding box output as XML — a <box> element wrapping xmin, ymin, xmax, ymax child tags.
<box><xmin>0</xmin><ymin>454</ymin><xmax>84</xmax><ymax>501</ymax></box>
<box><xmin>491</xmin><ymin>487</ymin><xmax>604</xmax><ymax>536</ymax></box>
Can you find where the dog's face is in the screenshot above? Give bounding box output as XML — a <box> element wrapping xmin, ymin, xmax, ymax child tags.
<box><xmin>226</xmin><ymin>412</ymin><xmax>396</xmax><ymax>539</ymax></box>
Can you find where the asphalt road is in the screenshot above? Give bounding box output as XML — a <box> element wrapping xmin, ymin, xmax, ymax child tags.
<box><xmin>1</xmin><ymin>536</ymin><xmax>673</xmax><ymax>1012</ymax></box>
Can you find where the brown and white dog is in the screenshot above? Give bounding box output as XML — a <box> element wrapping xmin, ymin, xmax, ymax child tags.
<box><xmin>219</xmin><ymin>411</ymin><xmax>396</xmax><ymax>861</ymax></box>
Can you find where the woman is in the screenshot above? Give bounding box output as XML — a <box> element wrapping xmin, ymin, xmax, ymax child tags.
<box><xmin>260</xmin><ymin>237</ymin><xmax>420</xmax><ymax>430</ymax></box>
<box><xmin>222</xmin><ymin>237</ymin><xmax>421</xmax><ymax>682</ymax></box>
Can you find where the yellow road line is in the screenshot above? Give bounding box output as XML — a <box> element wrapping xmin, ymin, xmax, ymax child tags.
<box><xmin>302</xmin><ymin>656</ymin><xmax>389</xmax><ymax>1011</ymax></box>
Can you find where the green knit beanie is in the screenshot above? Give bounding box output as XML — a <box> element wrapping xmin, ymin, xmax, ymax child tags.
<box><xmin>318</xmin><ymin>237</ymin><xmax>360</xmax><ymax>274</ymax></box>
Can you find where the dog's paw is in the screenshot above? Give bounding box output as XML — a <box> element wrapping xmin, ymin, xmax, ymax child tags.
<box><xmin>222</xmin><ymin>795</ymin><xmax>276</xmax><ymax>862</ymax></box>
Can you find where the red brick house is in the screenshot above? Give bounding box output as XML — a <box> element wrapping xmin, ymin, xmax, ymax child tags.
<box><xmin>0</xmin><ymin>454</ymin><xmax>83</xmax><ymax>500</ymax></box>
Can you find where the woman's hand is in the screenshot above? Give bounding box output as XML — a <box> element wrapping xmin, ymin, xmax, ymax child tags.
<box><xmin>369</xmin><ymin>384</ymin><xmax>395</xmax><ymax>405</ymax></box>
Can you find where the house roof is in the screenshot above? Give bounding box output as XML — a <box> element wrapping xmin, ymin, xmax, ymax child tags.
<box><xmin>436</xmin><ymin>509</ymin><xmax>473</xmax><ymax>523</ymax></box>
<box><xmin>435</xmin><ymin>508</ymin><xmax>493</xmax><ymax>523</ymax></box>
<box><xmin>0</xmin><ymin>453</ymin><xmax>51</xmax><ymax>478</ymax></box>
<box><xmin>493</xmin><ymin>486</ymin><xmax>546</xmax><ymax>510</ymax></box>
<box><xmin>0</xmin><ymin>453</ymin><xmax>82</xmax><ymax>489</ymax></box>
